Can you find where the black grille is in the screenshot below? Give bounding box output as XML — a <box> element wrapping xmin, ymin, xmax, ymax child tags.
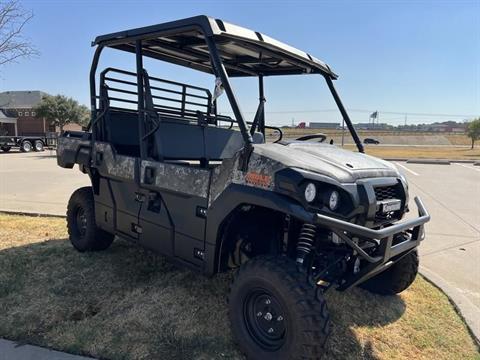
<box><xmin>374</xmin><ymin>184</ymin><xmax>403</xmax><ymax>224</ymax></box>
<box><xmin>374</xmin><ymin>185</ymin><xmax>400</xmax><ymax>201</ymax></box>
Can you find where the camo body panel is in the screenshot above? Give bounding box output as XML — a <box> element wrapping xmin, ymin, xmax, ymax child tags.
<box><xmin>140</xmin><ymin>160</ymin><xmax>210</xmax><ymax>198</ymax></box>
<box><xmin>94</xmin><ymin>142</ymin><xmax>135</xmax><ymax>180</ymax></box>
<box><xmin>56</xmin><ymin>137</ymin><xmax>91</xmax><ymax>158</ymax></box>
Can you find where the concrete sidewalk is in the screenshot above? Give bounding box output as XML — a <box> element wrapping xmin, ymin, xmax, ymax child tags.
<box><xmin>0</xmin><ymin>339</ymin><xmax>95</xmax><ymax>360</ymax></box>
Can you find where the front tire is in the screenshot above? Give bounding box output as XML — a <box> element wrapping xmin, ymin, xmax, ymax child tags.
<box><xmin>360</xmin><ymin>250</ymin><xmax>419</xmax><ymax>295</ymax></box>
<box><xmin>228</xmin><ymin>256</ymin><xmax>331</xmax><ymax>360</ymax></box>
<box><xmin>20</xmin><ymin>140</ymin><xmax>32</xmax><ymax>152</ymax></box>
<box><xmin>67</xmin><ymin>186</ymin><xmax>114</xmax><ymax>252</ymax></box>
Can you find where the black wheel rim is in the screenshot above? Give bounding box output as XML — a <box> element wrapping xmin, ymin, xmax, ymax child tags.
<box><xmin>75</xmin><ymin>207</ymin><xmax>87</xmax><ymax>236</ymax></box>
<box><xmin>243</xmin><ymin>288</ymin><xmax>287</xmax><ymax>351</ymax></box>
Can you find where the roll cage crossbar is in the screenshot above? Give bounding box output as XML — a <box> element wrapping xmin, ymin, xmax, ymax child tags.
<box><xmin>88</xmin><ymin>15</ymin><xmax>364</xmax><ymax>153</ymax></box>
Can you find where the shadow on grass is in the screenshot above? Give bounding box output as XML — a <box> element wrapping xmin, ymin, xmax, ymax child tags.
<box><xmin>0</xmin><ymin>238</ymin><xmax>405</xmax><ymax>360</ymax></box>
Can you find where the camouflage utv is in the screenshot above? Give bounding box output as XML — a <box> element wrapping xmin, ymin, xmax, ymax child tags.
<box><xmin>57</xmin><ymin>16</ymin><xmax>430</xmax><ymax>359</ymax></box>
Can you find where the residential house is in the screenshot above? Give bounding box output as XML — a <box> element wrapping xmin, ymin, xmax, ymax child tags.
<box><xmin>0</xmin><ymin>91</ymin><xmax>82</xmax><ymax>136</ymax></box>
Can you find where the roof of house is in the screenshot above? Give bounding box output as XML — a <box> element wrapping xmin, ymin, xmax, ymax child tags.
<box><xmin>0</xmin><ymin>91</ymin><xmax>48</xmax><ymax>109</ymax></box>
<box><xmin>93</xmin><ymin>15</ymin><xmax>336</xmax><ymax>78</ymax></box>
<box><xmin>0</xmin><ymin>109</ymin><xmax>17</xmax><ymax>122</ymax></box>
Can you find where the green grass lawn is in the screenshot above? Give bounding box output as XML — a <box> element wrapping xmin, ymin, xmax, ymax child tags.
<box><xmin>0</xmin><ymin>213</ymin><xmax>478</xmax><ymax>359</ymax></box>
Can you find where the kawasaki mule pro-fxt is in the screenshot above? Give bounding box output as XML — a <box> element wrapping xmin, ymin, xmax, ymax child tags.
<box><xmin>57</xmin><ymin>16</ymin><xmax>430</xmax><ymax>360</ymax></box>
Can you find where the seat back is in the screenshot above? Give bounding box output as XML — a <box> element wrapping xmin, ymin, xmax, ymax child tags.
<box><xmin>104</xmin><ymin>110</ymin><xmax>140</xmax><ymax>157</ymax></box>
<box><xmin>102</xmin><ymin>109</ymin><xmax>263</xmax><ymax>161</ymax></box>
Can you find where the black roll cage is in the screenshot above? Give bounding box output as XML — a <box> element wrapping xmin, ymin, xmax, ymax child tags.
<box><xmin>88</xmin><ymin>16</ymin><xmax>364</xmax><ymax>154</ymax></box>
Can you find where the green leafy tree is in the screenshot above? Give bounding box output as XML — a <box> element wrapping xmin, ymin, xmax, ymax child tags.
<box><xmin>467</xmin><ymin>118</ymin><xmax>480</xmax><ymax>149</ymax></box>
<box><xmin>34</xmin><ymin>95</ymin><xmax>89</xmax><ymax>132</ymax></box>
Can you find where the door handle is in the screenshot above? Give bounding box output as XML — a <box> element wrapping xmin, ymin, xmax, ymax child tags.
<box><xmin>147</xmin><ymin>191</ymin><xmax>162</xmax><ymax>213</ymax></box>
<box><xmin>144</xmin><ymin>166</ymin><xmax>155</xmax><ymax>184</ymax></box>
<box><xmin>135</xmin><ymin>192</ymin><xmax>146</xmax><ymax>202</ymax></box>
<box><xmin>95</xmin><ymin>151</ymin><xmax>103</xmax><ymax>165</ymax></box>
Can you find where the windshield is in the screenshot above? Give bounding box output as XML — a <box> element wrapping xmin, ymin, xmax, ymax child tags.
<box><xmin>215</xmin><ymin>74</ymin><xmax>364</xmax><ymax>152</ymax></box>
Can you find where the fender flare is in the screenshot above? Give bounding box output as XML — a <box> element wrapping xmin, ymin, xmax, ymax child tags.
<box><xmin>204</xmin><ymin>183</ymin><xmax>314</xmax><ymax>275</ymax></box>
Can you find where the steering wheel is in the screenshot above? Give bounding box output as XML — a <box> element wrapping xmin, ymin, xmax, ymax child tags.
<box><xmin>295</xmin><ymin>133</ymin><xmax>327</xmax><ymax>143</ymax></box>
<box><xmin>265</xmin><ymin>126</ymin><xmax>283</xmax><ymax>143</ymax></box>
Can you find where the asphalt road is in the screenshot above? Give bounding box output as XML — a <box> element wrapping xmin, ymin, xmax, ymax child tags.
<box><xmin>0</xmin><ymin>151</ymin><xmax>479</xmax><ymax>338</ymax></box>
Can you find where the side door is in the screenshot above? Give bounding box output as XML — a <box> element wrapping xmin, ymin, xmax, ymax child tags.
<box><xmin>92</xmin><ymin>141</ymin><xmax>142</xmax><ymax>240</ymax></box>
<box><xmin>137</xmin><ymin>159</ymin><xmax>210</xmax><ymax>268</ymax></box>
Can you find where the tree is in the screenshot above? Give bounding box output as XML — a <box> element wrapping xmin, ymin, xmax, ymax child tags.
<box><xmin>466</xmin><ymin>118</ymin><xmax>480</xmax><ymax>149</ymax></box>
<box><xmin>34</xmin><ymin>95</ymin><xmax>90</xmax><ymax>133</ymax></box>
<box><xmin>0</xmin><ymin>0</ymin><xmax>38</xmax><ymax>67</ymax></box>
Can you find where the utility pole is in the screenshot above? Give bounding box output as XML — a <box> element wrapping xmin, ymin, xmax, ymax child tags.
<box><xmin>404</xmin><ymin>114</ymin><xmax>407</xmax><ymax>126</ymax></box>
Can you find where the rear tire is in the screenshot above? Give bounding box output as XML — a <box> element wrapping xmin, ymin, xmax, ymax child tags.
<box><xmin>67</xmin><ymin>186</ymin><xmax>114</xmax><ymax>252</ymax></box>
<box><xmin>34</xmin><ymin>140</ymin><xmax>44</xmax><ymax>151</ymax></box>
<box><xmin>1</xmin><ymin>146</ymin><xmax>11</xmax><ymax>152</ymax></box>
<box><xmin>20</xmin><ymin>140</ymin><xmax>33</xmax><ymax>152</ymax></box>
<box><xmin>360</xmin><ymin>250</ymin><xmax>419</xmax><ymax>295</ymax></box>
<box><xmin>228</xmin><ymin>256</ymin><xmax>331</xmax><ymax>360</ymax></box>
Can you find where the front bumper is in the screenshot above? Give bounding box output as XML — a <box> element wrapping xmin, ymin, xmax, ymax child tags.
<box><xmin>313</xmin><ymin>196</ymin><xmax>430</xmax><ymax>290</ymax></box>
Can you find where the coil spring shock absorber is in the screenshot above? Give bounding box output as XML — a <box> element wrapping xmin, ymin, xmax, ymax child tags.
<box><xmin>296</xmin><ymin>223</ymin><xmax>317</xmax><ymax>265</ymax></box>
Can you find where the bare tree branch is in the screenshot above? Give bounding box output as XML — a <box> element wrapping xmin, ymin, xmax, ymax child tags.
<box><xmin>0</xmin><ymin>0</ymin><xmax>38</xmax><ymax>67</ymax></box>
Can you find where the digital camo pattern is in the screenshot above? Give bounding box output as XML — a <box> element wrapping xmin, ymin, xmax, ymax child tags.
<box><xmin>208</xmin><ymin>149</ymin><xmax>286</xmax><ymax>206</ymax></box>
<box><xmin>141</xmin><ymin>160</ymin><xmax>210</xmax><ymax>198</ymax></box>
<box><xmin>94</xmin><ymin>142</ymin><xmax>135</xmax><ymax>180</ymax></box>
<box><xmin>56</xmin><ymin>137</ymin><xmax>91</xmax><ymax>157</ymax></box>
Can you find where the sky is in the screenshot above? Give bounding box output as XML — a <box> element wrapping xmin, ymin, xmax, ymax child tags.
<box><xmin>1</xmin><ymin>0</ymin><xmax>479</xmax><ymax>126</ymax></box>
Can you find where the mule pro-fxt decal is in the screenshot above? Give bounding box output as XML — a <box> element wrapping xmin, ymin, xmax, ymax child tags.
<box><xmin>209</xmin><ymin>150</ymin><xmax>285</xmax><ymax>206</ymax></box>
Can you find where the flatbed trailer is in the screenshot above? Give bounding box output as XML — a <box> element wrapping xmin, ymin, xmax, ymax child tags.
<box><xmin>0</xmin><ymin>134</ymin><xmax>56</xmax><ymax>152</ymax></box>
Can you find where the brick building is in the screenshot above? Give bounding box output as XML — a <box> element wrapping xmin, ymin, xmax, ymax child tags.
<box><xmin>0</xmin><ymin>91</ymin><xmax>82</xmax><ymax>136</ymax></box>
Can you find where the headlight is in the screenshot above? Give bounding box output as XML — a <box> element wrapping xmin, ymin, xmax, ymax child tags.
<box><xmin>304</xmin><ymin>182</ymin><xmax>316</xmax><ymax>203</ymax></box>
<box><xmin>328</xmin><ymin>190</ymin><xmax>340</xmax><ymax>211</ymax></box>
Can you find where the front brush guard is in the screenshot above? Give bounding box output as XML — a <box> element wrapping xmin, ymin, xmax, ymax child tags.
<box><xmin>312</xmin><ymin>197</ymin><xmax>430</xmax><ymax>290</ymax></box>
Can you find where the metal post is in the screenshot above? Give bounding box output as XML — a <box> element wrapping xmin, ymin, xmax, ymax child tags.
<box><xmin>259</xmin><ymin>75</ymin><xmax>265</xmax><ymax>137</ymax></box>
<box><xmin>205</xmin><ymin>36</ymin><xmax>253</xmax><ymax>146</ymax></box>
<box><xmin>87</xmin><ymin>45</ymin><xmax>103</xmax><ymax>134</ymax></box>
<box><xmin>136</xmin><ymin>40</ymin><xmax>146</xmax><ymax>159</ymax></box>
<box><xmin>325</xmin><ymin>75</ymin><xmax>364</xmax><ymax>153</ymax></box>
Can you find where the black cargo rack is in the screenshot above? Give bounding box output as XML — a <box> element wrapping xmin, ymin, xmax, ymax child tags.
<box><xmin>99</xmin><ymin>67</ymin><xmax>216</xmax><ymax>122</ymax></box>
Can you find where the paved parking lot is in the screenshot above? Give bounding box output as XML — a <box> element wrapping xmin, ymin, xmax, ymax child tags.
<box><xmin>0</xmin><ymin>151</ymin><xmax>89</xmax><ymax>216</ymax></box>
<box><xmin>395</xmin><ymin>161</ymin><xmax>480</xmax><ymax>336</ymax></box>
<box><xmin>1</xmin><ymin>151</ymin><xmax>479</xmax><ymax>337</ymax></box>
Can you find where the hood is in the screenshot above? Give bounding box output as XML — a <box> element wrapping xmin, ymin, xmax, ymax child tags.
<box><xmin>253</xmin><ymin>142</ymin><xmax>399</xmax><ymax>183</ymax></box>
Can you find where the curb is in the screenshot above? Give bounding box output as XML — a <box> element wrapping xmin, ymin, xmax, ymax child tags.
<box><xmin>420</xmin><ymin>266</ymin><xmax>480</xmax><ymax>347</ymax></box>
<box><xmin>0</xmin><ymin>209</ymin><xmax>66</xmax><ymax>218</ymax></box>
<box><xmin>384</xmin><ymin>158</ymin><xmax>479</xmax><ymax>164</ymax></box>
<box><xmin>382</xmin><ymin>157</ymin><xmax>410</xmax><ymax>162</ymax></box>
<box><xmin>0</xmin><ymin>339</ymin><xmax>95</xmax><ymax>360</ymax></box>
<box><xmin>407</xmin><ymin>159</ymin><xmax>451</xmax><ymax>165</ymax></box>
